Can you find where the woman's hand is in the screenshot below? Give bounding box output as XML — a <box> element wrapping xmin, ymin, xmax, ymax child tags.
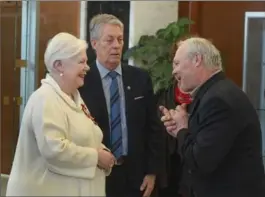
<box><xmin>97</xmin><ymin>149</ymin><xmax>115</xmax><ymax>170</ymax></box>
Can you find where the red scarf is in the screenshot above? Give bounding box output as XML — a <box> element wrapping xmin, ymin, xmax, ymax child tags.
<box><xmin>175</xmin><ymin>86</ymin><xmax>192</xmax><ymax>104</ymax></box>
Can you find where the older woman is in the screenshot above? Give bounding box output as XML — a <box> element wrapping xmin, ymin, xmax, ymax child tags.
<box><xmin>6</xmin><ymin>32</ymin><xmax>115</xmax><ymax>196</ymax></box>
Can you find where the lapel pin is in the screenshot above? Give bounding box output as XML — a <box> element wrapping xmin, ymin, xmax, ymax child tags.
<box><xmin>127</xmin><ymin>86</ymin><xmax>131</xmax><ymax>90</ymax></box>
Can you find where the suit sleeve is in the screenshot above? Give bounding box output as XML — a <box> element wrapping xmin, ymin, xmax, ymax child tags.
<box><xmin>145</xmin><ymin>73</ymin><xmax>164</xmax><ymax>175</ymax></box>
<box><xmin>31</xmin><ymin>96</ymin><xmax>99</xmax><ymax>179</ymax></box>
<box><xmin>177</xmin><ymin>98</ymin><xmax>239</xmax><ymax>175</ymax></box>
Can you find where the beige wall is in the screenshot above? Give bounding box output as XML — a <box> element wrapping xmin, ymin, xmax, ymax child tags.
<box><xmin>129</xmin><ymin>1</ymin><xmax>179</xmax><ymax>48</ymax></box>
<box><xmin>128</xmin><ymin>1</ymin><xmax>179</xmax><ymax>65</ymax></box>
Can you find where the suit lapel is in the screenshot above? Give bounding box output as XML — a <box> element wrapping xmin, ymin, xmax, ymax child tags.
<box><xmin>89</xmin><ymin>62</ymin><xmax>108</xmax><ymax>110</ymax></box>
<box><xmin>88</xmin><ymin>62</ymin><xmax>110</xmax><ymax>134</ymax></box>
<box><xmin>188</xmin><ymin>72</ymin><xmax>226</xmax><ymax>121</ymax></box>
<box><xmin>121</xmin><ymin>64</ymin><xmax>134</xmax><ymax>116</ymax></box>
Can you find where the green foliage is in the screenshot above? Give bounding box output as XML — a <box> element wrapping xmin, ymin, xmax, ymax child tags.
<box><xmin>123</xmin><ymin>18</ymin><xmax>194</xmax><ymax>93</ymax></box>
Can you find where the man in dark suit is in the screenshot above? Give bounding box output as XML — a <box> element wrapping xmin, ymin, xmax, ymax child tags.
<box><xmin>160</xmin><ymin>37</ymin><xmax>265</xmax><ymax>197</ymax></box>
<box><xmin>79</xmin><ymin>14</ymin><xmax>163</xmax><ymax>197</ymax></box>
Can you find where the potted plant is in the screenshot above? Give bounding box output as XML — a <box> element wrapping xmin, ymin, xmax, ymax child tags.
<box><xmin>123</xmin><ymin>17</ymin><xmax>194</xmax><ymax>93</ymax></box>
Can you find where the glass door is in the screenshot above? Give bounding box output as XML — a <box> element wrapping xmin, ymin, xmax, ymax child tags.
<box><xmin>0</xmin><ymin>1</ymin><xmax>39</xmax><ymax>175</ymax></box>
<box><xmin>243</xmin><ymin>12</ymin><xmax>265</xmax><ymax>163</ymax></box>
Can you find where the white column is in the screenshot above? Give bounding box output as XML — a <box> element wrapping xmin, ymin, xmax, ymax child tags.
<box><xmin>129</xmin><ymin>1</ymin><xmax>179</xmax><ymax>64</ymax></box>
<box><xmin>79</xmin><ymin>1</ymin><xmax>87</xmax><ymax>40</ymax></box>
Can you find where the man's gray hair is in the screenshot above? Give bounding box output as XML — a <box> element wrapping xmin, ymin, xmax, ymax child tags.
<box><xmin>178</xmin><ymin>37</ymin><xmax>223</xmax><ymax>70</ymax></box>
<box><xmin>44</xmin><ymin>32</ymin><xmax>88</xmax><ymax>73</ymax></box>
<box><xmin>89</xmin><ymin>14</ymin><xmax>124</xmax><ymax>40</ymax></box>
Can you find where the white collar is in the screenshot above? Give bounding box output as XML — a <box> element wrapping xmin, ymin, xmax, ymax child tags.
<box><xmin>41</xmin><ymin>74</ymin><xmax>83</xmax><ymax>112</ymax></box>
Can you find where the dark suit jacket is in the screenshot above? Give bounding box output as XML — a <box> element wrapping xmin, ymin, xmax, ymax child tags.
<box><xmin>176</xmin><ymin>72</ymin><xmax>265</xmax><ymax>197</ymax></box>
<box><xmin>156</xmin><ymin>81</ymin><xmax>179</xmax><ymax>155</ymax></box>
<box><xmin>79</xmin><ymin>62</ymin><xmax>163</xmax><ymax>188</ymax></box>
<box><xmin>155</xmin><ymin>81</ymin><xmax>182</xmax><ymax>188</ymax></box>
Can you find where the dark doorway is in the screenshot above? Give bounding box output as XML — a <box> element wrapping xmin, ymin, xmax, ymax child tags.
<box><xmin>86</xmin><ymin>1</ymin><xmax>130</xmax><ymax>65</ymax></box>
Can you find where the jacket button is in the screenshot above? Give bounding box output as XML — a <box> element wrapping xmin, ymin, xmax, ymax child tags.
<box><xmin>188</xmin><ymin>170</ymin><xmax>192</xmax><ymax>174</ymax></box>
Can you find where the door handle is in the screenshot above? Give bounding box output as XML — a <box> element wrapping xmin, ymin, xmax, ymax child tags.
<box><xmin>3</xmin><ymin>96</ymin><xmax>10</xmax><ymax>106</ymax></box>
<box><xmin>2</xmin><ymin>96</ymin><xmax>23</xmax><ymax>106</ymax></box>
<box><xmin>15</xmin><ymin>59</ymin><xmax>27</xmax><ymax>68</ymax></box>
<box><xmin>14</xmin><ymin>97</ymin><xmax>23</xmax><ymax>106</ymax></box>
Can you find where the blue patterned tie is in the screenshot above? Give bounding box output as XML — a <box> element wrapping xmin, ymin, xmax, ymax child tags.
<box><xmin>108</xmin><ymin>71</ymin><xmax>123</xmax><ymax>159</ymax></box>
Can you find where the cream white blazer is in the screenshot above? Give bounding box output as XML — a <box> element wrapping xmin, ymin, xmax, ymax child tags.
<box><xmin>6</xmin><ymin>74</ymin><xmax>110</xmax><ymax>196</ymax></box>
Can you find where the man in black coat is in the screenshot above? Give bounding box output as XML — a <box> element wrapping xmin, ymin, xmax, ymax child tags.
<box><xmin>160</xmin><ymin>37</ymin><xmax>265</xmax><ymax>197</ymax></box>
<box><xmin>79</xmin><ymin>14</ymin><xmax>163</xmax><ymax>197</ymax></box>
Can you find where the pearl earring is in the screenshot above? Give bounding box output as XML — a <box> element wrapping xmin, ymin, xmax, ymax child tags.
<box><xmin>60</xmin><ymin>73</ymin><xmax>63</xmax><ymax>77</ymax></box>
